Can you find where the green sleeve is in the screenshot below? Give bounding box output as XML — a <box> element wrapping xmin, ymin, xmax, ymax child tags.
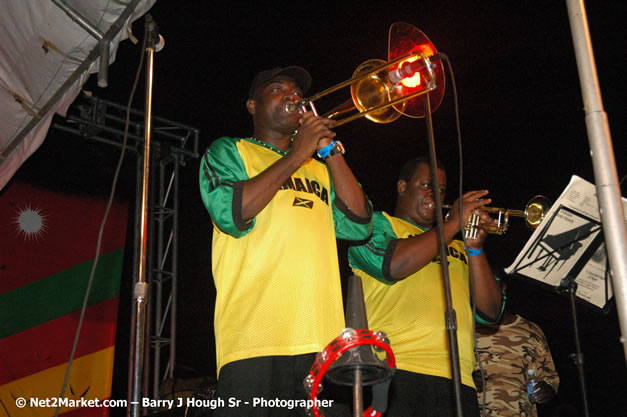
<box><xmin>330</xmin><ymin>181</ymin><xmax>373</xmax><ymax>241</ymax></box>
<box><xmin>347</xmin><ymin>212</ymin><xmax>398</xmax><ymax>284</ymax></box>
<box><xmin>199</xmin><ymin>137</ymin><xmax>254</xmax><ymax>237</ymax></box>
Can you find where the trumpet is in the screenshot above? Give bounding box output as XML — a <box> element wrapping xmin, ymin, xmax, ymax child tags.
<box><xmin>442</xmin><ymin>195</ymin><xmax>552</xmax><ymax>240</ymax></box>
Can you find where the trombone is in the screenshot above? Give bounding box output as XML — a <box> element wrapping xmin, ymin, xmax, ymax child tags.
<box><xmin>286</xmin><ymin>22</ymin><xmax>446</xmax><ymax>126</ymax></box>
<box><xmin>443</xmin><ymin>195</ymin><xmax>552</xmax><ymax>240</ymax></box>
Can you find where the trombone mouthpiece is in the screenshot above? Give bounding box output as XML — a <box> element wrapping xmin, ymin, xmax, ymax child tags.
<box><xmin>285</xmin><ymin>100</ymin><xmax>309</xmax><ymax>114</ymax></box>
<box><xmin>427</xmin><ymin>201</ymin><xmax>444</xmax><ymax>210</ymax></box>
<box><xmin>427</xmin><ymin>201</ymin><xmax>451</xmax><ymax>210</ymax></box>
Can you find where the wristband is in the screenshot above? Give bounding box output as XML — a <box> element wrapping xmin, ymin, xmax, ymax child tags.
<box><xmin>467</xmin><ymin>248</ymin><xmax>483</xmax><ymax>257</ymax></box>
<box><xmin>317</xmin><ymin>140</ymin><xmax>345</xmax><ymax>159</ymax></box>
<box><xmin>328</xmin><ymin>140</ymin><xmax>344</xmax><ymax>157</ymax></box>
<box><xmin>317</xmin><ymin>141</ymin><xmax>336</xmax><ymax>159</ymax></box>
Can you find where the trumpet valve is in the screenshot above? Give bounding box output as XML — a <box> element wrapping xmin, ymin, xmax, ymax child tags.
<box><xmin>464</xmin><ymin>213</ymin><xmax>481</xmax><ymax>240</ymax></box>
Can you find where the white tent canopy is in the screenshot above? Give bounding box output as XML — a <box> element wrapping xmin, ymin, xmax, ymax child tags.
<box><xmin>0</xmin><ymin>0</ymin><xmax>155</xmax><ymax>190</ymax></box>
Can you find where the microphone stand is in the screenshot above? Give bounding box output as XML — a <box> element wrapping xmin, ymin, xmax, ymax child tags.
<box><xmin>324</xmin><ymin>275</ymin><xmax>395</xmax><ymax>416</ymax></box>
<box><xmin>552</xmin><ymin>230</ymin><xmax>602</xmax><ymax>417</ymax></box>
<box><xmin>128</xmin><ymin>15</ymin><xmax>159</xmax><ymax>417</ymax></box>
<box><xmin>557</xmin><ymin>276</ymin><xmax>591</xmax><ymax>417</ymax></box>
<box><xmin>423</xmin><ymin>92</ymin><xmax>464</xmax><ymax>417</ymax></box>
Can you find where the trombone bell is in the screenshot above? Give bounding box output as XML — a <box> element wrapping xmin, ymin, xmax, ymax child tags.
<box><xmin>285</xmin><ymin>23</ymin><xmax>445</xmax><ymax>127</ymax></box>
<box><xmin>351</xmin><ymin>59</ymin><xmax>405</xmax><ymax>124</ymax></box>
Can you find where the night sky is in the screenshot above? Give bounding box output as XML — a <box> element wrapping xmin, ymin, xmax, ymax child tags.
<box><xmin>11</xmin><ymin>1</ymin><xmax>626</xmax><ymax>415</ymax></box>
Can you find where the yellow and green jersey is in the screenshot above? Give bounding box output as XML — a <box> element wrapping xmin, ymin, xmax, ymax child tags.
<box><xmin>348</xmin><ymin>211</ymin><xmax>479</xmax><ymax>388</ymax></box>
<box><xmin>200</xmin><ymin>137</ymin><xmax>372</xmax><ymax>375</ymax></box>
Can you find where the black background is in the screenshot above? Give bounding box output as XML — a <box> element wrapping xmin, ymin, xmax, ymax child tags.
<box><xmin>11</xmin><ymin>1</ymin><xmax>626</xmax><ymax>415</ymax></box>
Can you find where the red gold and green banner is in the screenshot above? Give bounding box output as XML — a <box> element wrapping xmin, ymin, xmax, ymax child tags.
<box><xmin>0</xmin><ymin>181</ymin><xmax>128</xmax><ymax>417</ymax></box>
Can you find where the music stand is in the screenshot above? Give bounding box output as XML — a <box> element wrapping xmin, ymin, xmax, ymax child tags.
<box><xmin>505</xmin><ymin>175</ymin><xmax>626</xmax><ymax>417</ymax></box>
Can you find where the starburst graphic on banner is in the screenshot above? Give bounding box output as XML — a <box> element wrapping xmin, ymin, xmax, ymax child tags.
<box><xmin>13</xmin><ymin>205</ymin><xmax>48</xmax><ymax>242</ymax></box>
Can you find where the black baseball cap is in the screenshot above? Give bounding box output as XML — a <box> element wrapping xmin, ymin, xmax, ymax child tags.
<box><xmin>248</xmin><ymin>66</ymin><xmax>312</xmax><ymax>98</ymax></box>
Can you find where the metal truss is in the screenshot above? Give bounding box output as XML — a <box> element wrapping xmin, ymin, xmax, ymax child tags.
<box><xmin>53</xmin><ymin>93</ymin><xmax>200</xmax><ymax>410</ymax></box>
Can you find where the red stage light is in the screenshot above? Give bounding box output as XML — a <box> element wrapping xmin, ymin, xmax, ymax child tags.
<box><xmin>388</xmin><ymin>22</ymin><xmax>445</xmax><ymax>117</ymax></box>
<box><xmin>397</xmin><ymin>56</ymin><xmax>422</xmax><ymax>88</ymax></box>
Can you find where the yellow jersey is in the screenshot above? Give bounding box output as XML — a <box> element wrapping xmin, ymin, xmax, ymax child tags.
<box><xmin>200</xmin><ymin>137</ymin><xmax>372</xmax><ymax>375</ymax></box>
<box><xmin>348</xmin><ymin>211</ymin><xmax>476</xmax><ymax>387</ymax></box>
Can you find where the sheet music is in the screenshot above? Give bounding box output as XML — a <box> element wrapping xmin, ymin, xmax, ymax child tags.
<box><xmin>505</xmin><ymin>175</ymin><xmax>627</xmax><ymax>309</ymax></box>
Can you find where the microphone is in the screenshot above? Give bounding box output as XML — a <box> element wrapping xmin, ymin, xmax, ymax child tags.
<box><xmin>154</xmin><ymin>34</ymin><xmax>165</xmax><ymax>52</ymax></box>
<box><xmin>388</xmin><ymin>52</ymin><xmax>443</xmax><ymax>84</ymax></box>
<box><xmin>144</xmin><ymin>14</ymin><xmax>165</xmax><ymax>52</ymax></box>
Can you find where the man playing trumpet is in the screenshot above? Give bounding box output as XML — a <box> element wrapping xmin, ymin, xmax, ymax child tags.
<box><xmin>348</xmin><ymin>156</ymin><xmax>505</xmax><ymax>416</ymax></box>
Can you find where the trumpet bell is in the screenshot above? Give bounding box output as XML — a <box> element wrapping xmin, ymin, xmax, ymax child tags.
<box><xmin>448</xmin><ymin>194</ymin><xmax>553</xmax><ymax>240</ymax></box>
<box><xmin>524</xmin><ymin>195</ymin><xmax>552</xmax><ymax>229</ymax></box>
<box><xmin>351</xmin><ymin>59</ymin><xmax>405</xmax><ymax>124</ymax></box>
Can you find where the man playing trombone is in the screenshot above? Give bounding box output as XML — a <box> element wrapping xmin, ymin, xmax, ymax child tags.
<box><xmin>348</xmin><ymin>156</ymin><xmax>505</xmax><ymax>416</ymax></box>
<box><xmin>199</xmin><ymin>66</ymin><xmax>372</xmax><ymax>416</ymax></box>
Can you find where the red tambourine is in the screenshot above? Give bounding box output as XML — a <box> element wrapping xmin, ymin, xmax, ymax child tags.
<box><xmin>304</xmin><ymin>328</ymin><xmax>395</xmax><ymax>417</ymax></box>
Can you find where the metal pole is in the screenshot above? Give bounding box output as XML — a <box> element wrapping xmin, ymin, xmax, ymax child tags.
<box><xmin>152</xmin><ymin>158</ymin><xmax>165</xmax><ymax>399</ymax></box>
<box><xmin>564</xmin><ymin>279</ymin><xmax>590</xmax><ymax>416</ymax></box>
<box><xmin>353</xmin><ymin>369</ymin><xmax>363</xmax><ymax>417</ymax></box>
<box><xmin>128</xmin><ymin>16</ymin><xmax>158</xmax><ymax>417</ymax></box>
<box><xmin>127</xmin><ymin>145</ymin><xmax>142</xmax><ymax>414</ymax></box>
<box><xmin>170</xmin><ymin>156</ymin><xmax>180</xmax><ymax>381</ymax></box>
<box><xmin>424</xmin><ymin>92</ymin><xmax>464</xmax><ymax>417</ymax></box>
<box><xmin>565</xmin><ymin>0</ymin><xmax>627</xmax><ymax>362</ymax></box>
